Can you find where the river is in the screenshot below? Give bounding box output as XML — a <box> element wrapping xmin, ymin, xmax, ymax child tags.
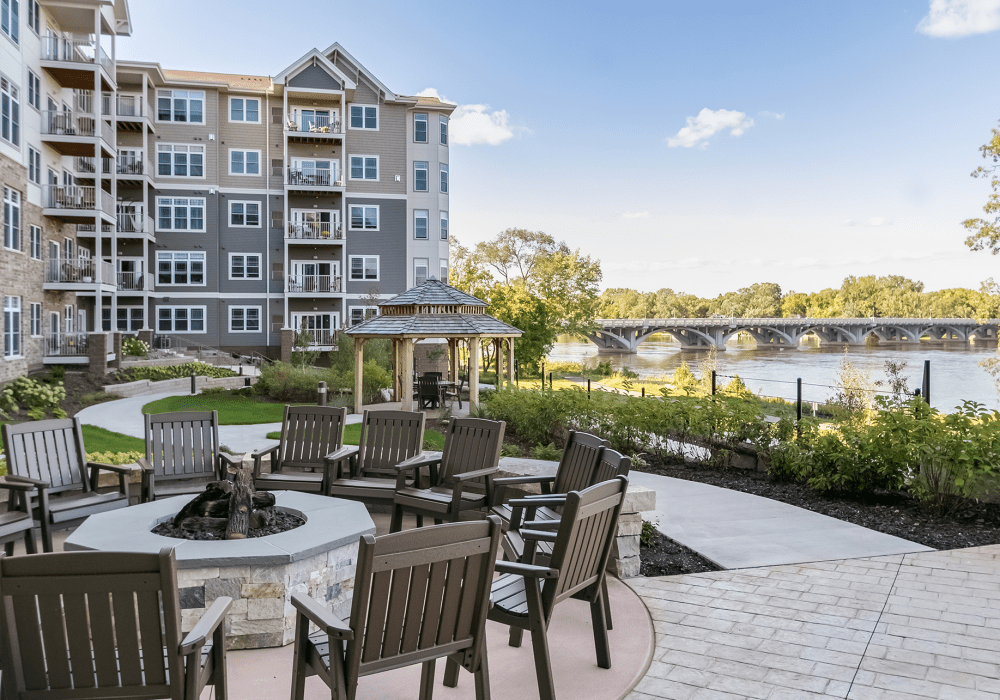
<box><xmin>546</xmin><ymin>335</ymin><xmax>1000</xmax><ymax>412</ymax></box>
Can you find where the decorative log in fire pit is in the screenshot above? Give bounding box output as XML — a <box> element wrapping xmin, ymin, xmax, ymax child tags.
<box><xmin>152</xmin><ymin>464</ymin><xmax>305</xmax><ymax>540</ymax></box>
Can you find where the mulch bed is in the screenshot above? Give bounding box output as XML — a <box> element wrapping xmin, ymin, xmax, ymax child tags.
<box><xmin>640</xmin><ymin>530</ymin><xmax>721</xmax><ymax>577</ymax></box>
<box><xmin>152</xmin><ymin>511</ymin><xmax>306</xmax><ymax>540</ymax></box>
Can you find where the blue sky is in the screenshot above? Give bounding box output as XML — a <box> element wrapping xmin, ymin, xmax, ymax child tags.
<box><xmin>120</xmin><ymin>0</ymin><xmax>1000</xmax><ymax>296</ymax></box>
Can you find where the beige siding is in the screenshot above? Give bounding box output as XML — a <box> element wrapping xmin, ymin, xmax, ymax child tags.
<box><xmin>345</xmin><ymin>97</ymin><xmax>406</xmax><ymax>196</ymax></box>
<box><xmin>151</xmin><ymin>85</ymin><xmax>220</xmax><ymax>185</ymax></box>
<box><xmin>218</xmin><ymin>91</ymin><xmax>269</xmax><ymax>190</ymax></box>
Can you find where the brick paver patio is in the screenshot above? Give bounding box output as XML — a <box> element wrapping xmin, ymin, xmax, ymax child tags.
<box><xmin>626</xmin><ymin>545</ymin><xmax>1000</xmax><ymax>700</ymax></box>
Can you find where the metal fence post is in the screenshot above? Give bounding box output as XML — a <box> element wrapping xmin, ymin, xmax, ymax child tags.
<box><xmin>922</xmin><ymin>360</ymin><xmax>930</xmax><ymax>406</ymax></box>
<box><xmin>642</xmin><ymin>387</ymin><xmax>645</xmax><ymax>397</ymax></box>
<box><xmin>711</xmin><ymin>370</ymin><xmax>716</xmax><ymax>396</ymax></box>
<box><xmin>587</xmin><ymin>378</ymin><xmax>591</xmax><ymax>399</ymax></box>
<box><xmin>549</xmin><ymin>372</ymin><xmax>553</xmax><ymax>391</ymax></box>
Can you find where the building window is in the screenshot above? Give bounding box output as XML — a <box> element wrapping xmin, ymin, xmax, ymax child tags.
<box><xmin>26</xmin><ymin>0</ymin><xmax>37</xmax><ymax>33</ymax></box>
<box><xmin>350</xmin><ymin>306</ymin><xmax>377</xmax><ymax>325</ymax></box>
<box><xmin>3</xmin><ymin>187</ymin><xmax>20</xmax><ymax>251</ymax></box>
<box><xmin>440</xmin><ymin>164</ymin><xmax>448</xmax><ymax>193</ymax></box>
<box><xmin>414</xmin><ymin>161</ymin><xmax>428</xmax><ymax>191</ymax></box>
<box><xmin>230</xmin><ymin>149</ymin><xmax>261</xmax><ymax>175</ymax></box>
<box><xmin>157</xmin><ymin>306</ymin><xmax>206</xmax><ymax>333</ymax></box>
<box><xmin>156</xmin><ymin>251</ymin><xmax>205</xmax><ymax>285</ymax></box>
<box><xmin>440</xmin><ymin>115</ymin><xmax>448</xmax><ymax>145</ymax></box>
<box><xmin>230</xmin><ymin>253</ymin><xmax>261</xmax><ymax>280</ymax></box>
<box><xmin>440</xmin><ymin>261</ymin><xmax>448</xmax><ymax>283</ymax></box>
<box><xmin>3</xmin><ymin>296</ymin><xmax>20</xmax><ymax>356</ymax></box>
<box><xmin>29</xmin><ymin>302</ymin><xmax>40</xmax><ymax>337</ymax></box>
<box><xmin>102</xmin><ymin>307</ymin><xmax>143</xmax><ymax>332</ymax></box>
<box><xmin>349</xmin><ymin>255</ymin><xmax>378</xmax><ymax>281</ymax></box>
<box><xmin>156</xmin><ymin>90</ymin><xmax>204</xmax><ymax>123</ymax></box>
<box><xmin>229</xmin><ymin>97</ymin><xmax>260</xmax><ymax>123</ymax></box>
<box><xmin>229</xmin><ymin>201</ymin><xmax>260</xmax><ymax>227</ymax></box>
<box><xmin>157</xmin><ymin>144</ymin><xmax>205</xmax><ymax>178</ymax></box>
<box><xmin>348</xmin><ymin>205</ymin><xmax>378</xmax><ymax>231</ymax></box>
<box><xmin>156</xmin><ymin>197</ymin><xmax>205</xmax><ymax>232</ymax></box>
<box><xmin>440</xmin><ymin>211</ymin><xmax>449</xmax><ymax>240</ymax></box>
<box><xmin>229</xmin><ymin>306</ymin><xmax>261</xmax><ymax>333</ymax></box>
<box><xmin>1</xmin><ymin>0</ymin><xmax>17</xmax><ymax>43</ymax></box>
<box><xmin>414</xmin><ymin>210</ymin><xmax>428</xmax><ymax>239</ymax></box>
<box><xmin>349</xmin><ymin>104</ymin><xmax>377</xmax><ymax>130</ymax></box>
<box><xmin>414</xmin><ymin>258</ymin><xmax>428</xmax><ymax>286</ymax></box>
<box><xmin>29</xmin><ymin>224</ymin><xmax>39</xmax><ymax>259</ymax></box>
<box><xmin>27</xmin><ymin>146</ymin><xmax>39</xmax><ymax>184</ymax></box>
<box><xmin>1</xmin><ymin>76</ymin><xmax>20</xmax><ymax>146</ymax></box>
<box><xmin>27</xmin><ymin>70</ymin><xmax>38</xmax><ymax>109</ymax></box>
<box><xmin>349</xmin><ymin>155</ymin><xmax>377</xmax><ymax>181</ymax></box>
<box><xmin>414</xmin><ymin>113</ymin><xmax>427</xmax><ymax>142</ymax></box>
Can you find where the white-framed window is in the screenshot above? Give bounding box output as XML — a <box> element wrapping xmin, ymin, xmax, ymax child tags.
<box><xmin>229</xmin><ymin>200</ymin><xmax>260</xmax><ymax>227</ymax></box>
<box><xmin>348</xmin><ymin>204</ymin><xmax>378</xmax><ymax>231</ymax></box>
<box><xmin>229</xmin><ymin>306</ymin><xmax>261</xmax><ymax>333</ymax></box>
<box><xmin>349</xmin><ymin>306</ymin><xmax>377</xmax><ymax>326</ymax></box>
<box><xmin>414</xmin><ymin>258</ymin><xmax>428</xmax><ymax>286</ymax></box>
<box><xmin>414</xmin><ymin>161</ymin><xmax>428</xmax><ymax>191</ymax></box>
<box><xmin>157</xmin><ymin>305</ymin><xmax>206</xmax><ymax>333</ymax></box>
<box><xmin>26</xmin><ymin>70</ymin><xmax>38</xmax><ymax>110</ymax></box>
<box><xmin>156</xmin><ymin>251</ymin><xmax>205</xmax><ymax>285</ymax></box>
<box><xmin>440</xmin><ymin>163</ymin><xmax>449</xmax><ymax>193</ymax></box>
<box><xmin>414</xmin><ymin>113</ymin><xmax>427</xmax><ymax>142</ymax></box>
<box><xmin>4</xmin><ymin>296</ymin><xmax>20</xmax><ymax>357</ymax></box>
<box><xmin>29</xmin><ymin>224</ymin><xmax>40</xmax><ymax>259</ymax></box>
<box><xmin>27</xmin><ymin>146</ymin><xmax>39</xmax><ymax>184</ymax></box>
<box><xmin>440</xmin><ymin>260</ymin><xmax>449</xmax><ymax>283</ymax></box>
<box><xmin>349</xmin><ymin>103</ymin><xmax>378</xmax><ymax>130</ymax></box>
<box><xmin>349</xmin><ymin>255</ymin><xmax>379</xmax><ymax>281</ymax></box>
<box><xmin>156</xmin><ymin>90</ymin><xmax>204</xmax><ymax>123</ymax></box>
<box><xmin>229</xmin><ymin>149</ymin><xmax>261</xmax><ymax>176</ymax></box>
<box><xmin>1</xmin><ymin>0</ymin><xmax>17</xmax><ymax>43</ymax></box>
<box><xmin>157</xmin><ymin>143</ymin><xmax>205</xmax><ymax>178</ymax></box>
<box><xmin>440</xmin><ymin>115</ymin><xmax>448</xmax><ymax>145</ymax></box>
<box><xmin>1</xmin><ymin>75</ymin><xmax>19</xmax><ymax>146</ymax></box>
<box><xmin>414</xmin><ymin>209</ymin><xmax>428</xmax><ymax>239</ymax></box>
<box><xmin>229</xmin><ymin>253</ymin><xmax>261</xmax><ymax>280</ymax></box>
<box><xmin>26</xmin><ymin>0</ymin><xmax>37</xmax><ymax>34</ymax></box>
<box><xmin>29</xmin><ymin>302</ymin><xmax>40</xmax><ymax>337</ymax></box>
<box><xmin>349</xmin><ymin>155</ymin><xmax>378</xmax><ymax>181</ymax></box>
<box><xmin>4</xmin><ymin>187</ymin><xmax>20</xmax><ymax>251</ymax></box>
<box><xmin>440</xmin><ymin>211</ymin><xmax>449</xmax><ymax>240</ymax></box>
<box><xmin>102</xmin><ymin>306</ymin><xmax>144</xmax><ymax>332</ymax></box>
<box><xmin>229</xmin><ymin>96</ymin><xmax>260</xmax><ymax>123</ymax></box>
<box><xmin>156</xmin><ymin>197</ymin><xmax>205</xmax><ymax>232</ymax></box>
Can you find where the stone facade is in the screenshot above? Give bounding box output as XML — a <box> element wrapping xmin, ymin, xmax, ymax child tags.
<box><xmin>176</xmin><ymin>541</ymin><xmax>359</xmax><ymax>649</ymax></box>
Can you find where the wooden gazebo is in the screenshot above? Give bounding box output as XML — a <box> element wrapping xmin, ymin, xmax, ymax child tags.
<box><xmin>343</xmin><ymin>279</ymin><xmax>523</xmax><ymax>414</ymax></box>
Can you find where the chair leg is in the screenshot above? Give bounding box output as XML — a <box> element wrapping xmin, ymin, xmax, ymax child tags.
<box><xmin>213</xmin><ymin>620</ymin><xmax>229</xmax><ymax>700</ymax></box>
<box><xmin>602</xmin><ymin>578</ymin><xmax>613</xmax><ymax>631</ymax></box>
<box><xmin>590</xmin><ymin>590</ymin><xmax>612</xmax><ymax>669</ymax></box>
<box><xmin>525</xmin><ymin>578</ymin><xmax>556</xmax><ymax>700</ymax></box>
<box><xmin>291</xmin><ymin>614</ymin><xmax>310</xmax><ymax>700</ymax></box>
<box><xmin>508</xmin><ymin>625</ymin><xmax>524</xmax><ymax>647</ymax></box>
<box><xmin>40</xmin><ymin>518</ymin><xmax>53</xmax><ymax>554</ymax></box>
<box><xmin>416</xmin><ymin>514</ymin><xmax>424</xmax><ymax>528</ymax></box>
<box><xmin>443</xmin><ymin>657</ymin><xmax>460</xmax><ymax>687</ymax></box>
<box><xmin>474</xmin><ymin>646</ymin><xmax>492</xmax><ymax>700</ymax></box>
<box><xmin>390</xmin><ymin>504</ymin><xmax>404</xmax><ymax>533</ymax></box>
<box><xmin>3</xmin><ymin>542</ymin><xmax>12</xmax><ymax>557</ymax></box>
<box><xmin>418</xmin><ymin>659</ymin><xmax>436</xmax><ymax>700</ymax></box>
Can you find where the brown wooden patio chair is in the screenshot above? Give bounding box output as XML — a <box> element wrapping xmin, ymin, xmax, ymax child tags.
<box><xmin>327</xmin><ymin>409</ymin><xmax>425</xmax><ymax>504</ymax></box>
<box><xmin>485</xmin><ymin>476</ymin><xmax>629</xmax><ymax>700</ymax></box>
<box><xmin>1</xmin><ymin>418</ymin><xmax>131</xmax><ymax>553</ymax></box>
<box><xmin>290</xmin><ymin>517</ymin><xmax>502</xmax><ymax>700</ymax></box>
<box><xmin>138</xmin><ymin>410</ymin><xmax>243</xmax><ymax>502</ymax></box>
<box><xmin>416</xmin><ymin>374</ymin><xmax>441</xmax><ymax>409</ymax></box>
<box><xmin>252</xmin><ymin>405</ymin><xmax>348</xmax><ymax>494</ymax></box>
<box><xmin>390</xmin><ymin>418</ymin><xmax>505</xmax><ymax>533</ymax></box>
<box><xmin>0</xmin><ymin>480</ymin><xmax>39</xmax><ymax>556</ymax></box>
<box><xmin>0</xmin><ymin>547</ymin><xmax>231</xmax><ymax>700</ymax></box>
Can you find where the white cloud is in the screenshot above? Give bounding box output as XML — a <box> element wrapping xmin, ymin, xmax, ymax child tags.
<box><xmin>416</xmin><ymin>88</ymin><xmax>524</xmax><ymax>146</ymax></box>
<box><xmin>917</xmin><ymin>0</ymin><xmax>1000</xmax><ymax>37</ymax></box>
<box><xmin>667</xmin><ymin>108</ymin><xmax>754</xmax><ymax>148</ymax></box>
<box><xmin>415</xmin><ymin>87</ymin><xmax>456</xmax><ymax>104</ymax></box>
<box><xmin>759</xmin><ymin>111</ymin><xmax>785</xmax><ymax>120</ymax></box>
<box><xmin>623</xmin><ymin>211</ymin><xmax>650</xmax><ymax>219</ymax></box>
<box><xmin>868</xmin><ymin>217</ymin><xmax>892</xmax><ymax>226</ymax></box>
<box><xmin>841</xmin><ymin>219</ymin><xmax>857</xmax><ymax>227</ymax></box>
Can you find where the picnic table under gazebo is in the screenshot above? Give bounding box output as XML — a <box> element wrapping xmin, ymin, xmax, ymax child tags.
<box><xmin>343</xmin><ymin>279</ymin><xmax>523</xmax><ymax>413</ymax></box>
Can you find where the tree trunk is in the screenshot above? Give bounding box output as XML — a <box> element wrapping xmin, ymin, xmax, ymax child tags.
<box><xmin>225</xmin><ymin>466</ymin><xmax>254</xmax><ymax>540</ymax></box>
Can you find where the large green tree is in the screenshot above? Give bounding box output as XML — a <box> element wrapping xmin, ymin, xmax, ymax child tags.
<box><xmin>964</xmin><ymin>120</ymin><xmax>1000</xmax><ymax>254</ymax></box>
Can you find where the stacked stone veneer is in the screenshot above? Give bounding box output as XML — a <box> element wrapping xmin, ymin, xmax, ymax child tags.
<box><xmin>176</xmin><ymin>541</ymin><xmax>359</xmax><ymax>649</ymax></box>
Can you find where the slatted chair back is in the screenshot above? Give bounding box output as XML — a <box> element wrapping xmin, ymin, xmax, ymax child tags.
<box><xmin>417</xmin><ymin>375</ymin><xmax>440</xmax><ymax>405</ymax></box>
<box><xmin>551</xmin><ymin>430</ymin><xmax>608</xmax><ymax>495</ymax></box>
<box><xmin>344</xmin><ymin>518</ymin><xmax>502</xmax><ymax>689</ymax></box>
<box><xmin>145</xmin><ymin>410</ymin><xmax>220</xmax><ymax>482</ymax></box>
<box><xmin>0</xmin><ymin>547</ymin><xmax>185</xmax><ymax>700</ymax></box>
<box><xmin>356</xmin><ymin>410</ymin><xmax>425</xmax><ymax>479</ymax></box>
<box><xmin>592</xmin><ymin>447</ymin><xmax>632</xmax><ymax>484</ymax></box>
<box><xmin>276</xmin><ymin>405</ymin><xmax>347</xmax><ymax>470</ymax></box>
<box><xmin>544</xmin><ymin>476</ymin><xmax>628</xmax><ymax>609</ymax></box>
<box><xmin>1</xmin><ymin>418</ymin><xmax>88</xmax><ymax>495</ymax></box>
<box><xmin>437</xmin><ymin>418</ymin><xmax>505</xmax><ymax>489</ymax></box>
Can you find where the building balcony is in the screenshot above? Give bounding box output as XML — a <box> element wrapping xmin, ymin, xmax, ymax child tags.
<box><xmin>76</xmin><ymin>154</ymin><xmax>145</xmax><ymax>179</ymax></box>
<box><xmin>285</xmin><ymin>113</ymin><xmax>343</xmax><ymax>143</ymax></box>
<box><xmin>295</xmin><ymin>329</ymin><xmax>338</xmax><ymax>349</ymax></box>
<box><xmin>43</xmin><ymin>185</ymin><xmax>116</xmax><ymax>223</ymax></box>
<box><xmin>286</xmin><ymin>275</ymin><xmax>344</xmax><ymax>294</ymax></box>
<box><xmin>115</xmin><ymin>94</ymin><xmax>152</xmax><ymax>132</ymax></box>
<box><xmin>284</xmin><ymin>167</ymin><xmax>344</xmax><ymax>193</ymax></box>
<box><xmin>44</xmin><ymin>258</ymin><xmax>115</xmax><ymax>290</ymax></box>
<box><xmin>286</xmin><ymin>222</ymin><xmax>343</xmax><ymax>242</ymax></box>
<box><xmin>40</xmin><ymin>33</ymin><xmax>114</xmax><ymax>89</ymax></box>
<box><xmin>41</xmin><ymin>111</ymin><xmax>115</xmax><ymax>157</ymax></box>
<box><xmin>43</xmin><ymin>333</ymin><xmax>90</xmax><ymax>363</ymax></box>
<box><xmin>116</xmin><ymin>271</ymin><xmax>153</xmax><ymax>293</ymax></box>
<box><xmin>77</xmin><ymin>211</ymin><xmax>153</xmax><ymax>239</ymax></box>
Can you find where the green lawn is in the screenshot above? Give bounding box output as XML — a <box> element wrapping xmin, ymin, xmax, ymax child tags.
<box><xmin>265</xmin><ymin>423</ymin><xmax>446</xmax><ymax>450</ymax></box>
<box><xmin>141</xmin><ymin>395</ymin><xmax>317</xmax><ymax>425</ymax></box>
<box><xmin>80</xmin><ymin>425</ymin><xmax>146</xmax><ymax>454</ymax></box>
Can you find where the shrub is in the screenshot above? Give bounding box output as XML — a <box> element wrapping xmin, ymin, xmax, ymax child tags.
<box><xmin>500</xmin><ymin>442</ymin><xmax>523</xmax><ymax>458</ymax></box>
<box><xmin>0</xmin><ymin>376</ymin><xmax>67</xmax><ymax>417</ymax></box>
<box><xmin>121</xmin><ymin>336</ymin><xmax>149</xmax><ymax>358</ymax></box>
<box><xmin>640</xmin><ymin>520</ymin><xmax>657</xmax><ymax>547</ymax></box>
<box><xmin>123</xmin><ymin>363</ymin><xmax>237</xmax><ymax>382</ymax></box>
<box><xmin>530</xmin><ymin>443</ymin><xmax>563</xmax><ymax>461</ymax></box>
<box><xmin>88</xmin><ymin>450</ymin><xmax>144</xmax><ymax>466</ymax></box>
<box><xmin>256</xmin><ymin>362</ymin><xmax>330</xmax><ymax>402</ymax></box>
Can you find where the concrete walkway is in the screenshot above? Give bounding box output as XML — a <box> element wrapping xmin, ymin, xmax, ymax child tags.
<box><xmin>629</xmin><ymin>471</ymin><xmax>932</xmax><ymax>570</ymax></box>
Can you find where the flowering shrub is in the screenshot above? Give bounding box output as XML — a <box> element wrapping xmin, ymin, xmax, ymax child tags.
<box><xmin>87</xmin><ymin>450</ymin><xmax>144</xmax><ymax>465</ymax></box>
<box><xmin>0</xmin><ymin>376</ymin><xmax>66</xmax><ymax>416</ymax></box>
<box><xmin>121</xmin><ymin>337</ymin><xmax>150</xmax><ymax>358</ymax></box>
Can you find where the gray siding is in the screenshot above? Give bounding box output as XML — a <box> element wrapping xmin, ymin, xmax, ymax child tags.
<box><xmin>218</xmin><ymin>192</ymin><xmax>268</xmax><ymax>295</ymax></box>
<box><xmin>289</xmin><ymin>64</ymin><xmax>342</xmax><ymax>90</ymax></box>
<box><xmin>345</xmin><ymin>197</ymin><xmax>405</xmax><ymax>296</ymax></box>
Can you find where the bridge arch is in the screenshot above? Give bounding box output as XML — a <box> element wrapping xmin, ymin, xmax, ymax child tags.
<box><xmin>917</xmin><ymin>324</ymin><xmax>968</xmax><ymax>341</ymax></box>
<box><xmin>719</xmin><ymin>325</ymin><xmax>798</xmax><ymax>348</ymax></box>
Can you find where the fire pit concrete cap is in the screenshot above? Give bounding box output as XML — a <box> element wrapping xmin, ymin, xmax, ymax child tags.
<box><xmin>65</xmin><ymin>491</ymin><xmax>375</xmax><ymax>568</ymax></box>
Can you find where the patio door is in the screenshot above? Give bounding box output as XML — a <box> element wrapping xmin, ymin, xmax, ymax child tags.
<box><xmin>117</xmin><ymin>258</ymin><xmax>142</xmax><ymax>290</ymax></box>
<box><xmin>291</xmin><ymin>312</ymin><xmax>338</xmax><ymax>345</ymax></box>
<box><xmin>293</xmin><ymin>109</ymin><xmax>334</xmax><ymax>131</ymax></box>
<box><xmin>49</xmin><ymin>312</ymin><xmax>60</xmax><ymax>353</ymax></box>
<box><xmin>290</xmin><ymin>209</ymin><xmax>338</xmax><ymax>238</ymax></box>
<box><xmin>291</xmin><ymin>261</ymin><xmax>339</xmax><ymax>292</ymax></box>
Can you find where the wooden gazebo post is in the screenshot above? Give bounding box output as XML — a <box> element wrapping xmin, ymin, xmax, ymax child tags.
<box><xmin>469</xmin><ymin>335</ymin><xmax>480</xmax><ymax>412</ymax></box>
<box><xmin>507</xmin><ymin>337</ymin><xmax>515</xmax><ymax>383</ymax></box>
<box><xmin>353</xmin><ymin>337</ymin><xmax>366</xmax><ymax>415</ymax></box>
<box><xmin>400</xmin><ymin>338</ymin><xmax>414</xmax><ymax>411</ymax></box>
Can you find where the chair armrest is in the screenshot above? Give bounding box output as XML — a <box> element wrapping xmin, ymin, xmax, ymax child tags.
<box><xmin>494</xmin><ymin>560</ymin><xmax>559</xmax><ymax>579</ymax></box>
<box><xmin>135</xmin><ymin>456</ymin><xmax>153</xmax><ymax>472</ymax></box>
<box><xmin>451</xmin><ymin>466</ymin><xmax>500</xmax><ymax>482</ymax></box>
<box><xmin>219</xmin><ymin>452</ymin><xmax>243</xmax><ymax>468</ymax></box>
<box><xmin>86</xmin><ymin>462</ymin><xmax>132</xmax><ymax>475</ymax></box>
<box><xmin>521</xmin><ymin>520</ymin><xmax>560</xmax><ymax>530</ymax></box>
<box><xmin>180</xmin><ymin>596</ymin><xmax>233</xmax><ymax>655</ymax></box>
<box><xmin>493</xmin><ymin>475</ymin><xmax>556</xmax><ymax>487</ymax></box>
<box><xmin>324</xmin><ymin>444</ymin><xmax>359</xmax><ymax>464</ymax></box>
<box><xmin>508</xmin><ymin>495</ymin><xmax>567</xmax><ymax>509</ymax></box>
<box><xmin>0</xmin><ymin>476</ymin><xmax>48</xmax><ymax>490</ymax></box>
<box><xmin>251</xmin><ymin>443</ymin><xmax>280</xmax><ymax>460</ymax></box>
<box><xmin>521</xmin><ymin>529</ymin><xmax>558</xmax><ymax>544</ymax></box>
<box><xmin>394</xmin><ymin>452</ymin><xmax>441</xmax><ymax>471</ymax></box>
<box><xmin>291</xmin><ymin>593</ymin><xmax>354</xmax><ymax>640</ymax></box>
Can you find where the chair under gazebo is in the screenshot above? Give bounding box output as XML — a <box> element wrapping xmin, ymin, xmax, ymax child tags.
<box><xmin>343</xmin><ymin>279</ymin><xmax>523</xmax><ymax>414</ymax></box>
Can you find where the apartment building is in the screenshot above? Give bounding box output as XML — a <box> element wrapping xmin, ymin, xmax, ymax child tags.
<box><xmin>0</xmin><ymin>0</ymin><xmax>454</xmax><ymax>381</ymax></box>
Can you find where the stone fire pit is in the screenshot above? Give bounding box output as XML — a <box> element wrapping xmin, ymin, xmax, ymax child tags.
<box><xmin>65</xmin><ymin>491</ymin><xmax>375</xmax><ymax>649</ymax></box>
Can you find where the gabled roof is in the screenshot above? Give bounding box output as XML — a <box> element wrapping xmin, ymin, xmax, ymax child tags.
<box><xmin>344</xmin><ymin>314</ymin><xmax>521</xmax><ymax>338</ymax></box>
<box><xmin>273</xmin><ymin>48</ymin><xmax>357</xmax><ymax>90</ymax></box>
<box><xmin>379</xmin><ymin>279</ymin><xmax>486</xmax><ymax>307</ymax></box>
<box><xmin>322</xmin><ymin>42</ymin><xmax>399</xmax><ymax>102</ymax></box>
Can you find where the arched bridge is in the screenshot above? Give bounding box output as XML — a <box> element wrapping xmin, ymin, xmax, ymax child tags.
<box><xmin>588</xmin><ymin>317</ymin><xmax>1000</xmax><ymax>352</ymax></box>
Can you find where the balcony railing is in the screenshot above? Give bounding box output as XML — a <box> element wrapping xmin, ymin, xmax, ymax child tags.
<box><xmin>44</xmin><ymin>332</ymin><xmax>89</xmax><ymax>357</ymax></box>
<box><xmin>44</xmin><ymin>185</ymin><xmax>95</xmax><ymax>210</ymax></box>
<box><xmin>46</xmin><ymin>257</ymin><xmax>96</xmax><ymax>283</ymax></box>
<box><xmin>286</xmin><ymin>275</ymin><xmax>343</xmax><ymax>293</ymax></box>
<box><xmin>116</xmin><ymin>94</ymin><xmax>145</xmax><ymax>118</ymax></box>
<box><xmin>98</xmin><ymin>45</ymin><xmax>112</xmax><ymax>74</ymax></box>
<box><xmin>285</xmin><ymin>114</ymin><xmax>342</xmax><ymax>134</ymax></box>
<box><xmin>286</xmin><ymin>168</ymin><xmax>343</xmax><ymax>188</ymax></box>
<box><xmin>117</xmin><ymin>209</ymin><xmax>149</xmax><ymax>233</ymax></box>
<box><xmin>286</xmin><ymin>222</ymin><xmax>343</xmax><ymax>240</ymax></box>
<box><xmin>73</xmin><ymin>92</ymin><xmax>112</xmax><ymax>116</ymax></box>
<box><xmin>77</xmin><ymin>223</ymin><xmax>113</xmax><ymax>234</ymax></box>
<box><xmin>75</xmin><ymin>156</ymin><xmax>113</xmax><ymax>175</ymax></box>
<box><xmin>117</xmin><ymin>152</ymin><xmax>144</xmax><ymax>175</ymax></box>
<box><xmin>117</xmin><ymin>271</ymin><xmax>152</xmax><ymax>292</ymax></box>
<box><xmin>42</xmin><ymin>33</ymin><xmax>100</xmax><ymax>64</ymax></box>
<box><xmin>295</xmin><ymin>329</ymin><xmax>337</xmax><ymax>347</ymax></box>
<box><xmin>42</xmin><ymin>110</ymin><xmax>96</xmax><ymax>137</ymax></box>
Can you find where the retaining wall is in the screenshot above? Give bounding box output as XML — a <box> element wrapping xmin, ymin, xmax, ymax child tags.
<box><xmin>105</xmin><ymin>375</ymin><xmax>259</xmax><ymax>398</ymax></box>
